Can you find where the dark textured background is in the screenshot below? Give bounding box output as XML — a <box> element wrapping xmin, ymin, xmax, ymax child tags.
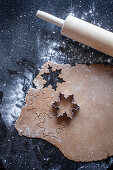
<box><xmin>0</xmin><ymin>0</ymin><xmax>113</xmax><ymax>169</ymax></box>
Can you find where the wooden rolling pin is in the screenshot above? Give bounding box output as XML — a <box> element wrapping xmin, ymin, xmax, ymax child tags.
<box><xmin>36</xmin><ymin>10</ymin><xmax>113</xmax><ymax>57</ymax></box>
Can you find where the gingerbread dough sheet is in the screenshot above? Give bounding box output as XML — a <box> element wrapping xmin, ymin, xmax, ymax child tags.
<box><xmin>15</xmin><ymin>62</ymin><xmax>113</xmax><ymax>162</ymax></box>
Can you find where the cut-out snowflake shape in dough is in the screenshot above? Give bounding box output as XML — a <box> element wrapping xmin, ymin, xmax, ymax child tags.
<box><xmin>41</xmin><ymin>65</ymin><xmax>65</xmax><ymax>90</ymax></box>
<box><xmin>52</xmin><ymin>93</ymin><xmax>80</xmax><ymax>119</ymax></box>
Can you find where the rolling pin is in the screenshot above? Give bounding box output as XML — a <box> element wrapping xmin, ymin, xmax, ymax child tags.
<box><xmin>36</xmin><ymin>10</ymin><xmax>113</xmax><ymax>57</ymax></box>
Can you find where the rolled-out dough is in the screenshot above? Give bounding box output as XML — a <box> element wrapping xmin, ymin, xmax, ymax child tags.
<box><xmin>15</xmin><ymin>62</ymin><xmax>113</xmax><ymax>162</ymax></box>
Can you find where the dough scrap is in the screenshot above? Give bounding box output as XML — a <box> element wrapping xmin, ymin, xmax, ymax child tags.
<box><xmin>15</xmin><ymin>62</ymin><xmax>113</xmax><ymax>162</ymax></box>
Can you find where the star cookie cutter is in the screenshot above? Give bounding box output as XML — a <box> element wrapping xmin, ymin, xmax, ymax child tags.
<box><xmin>52</xmin><ymin>93</ymin><xmax>80</xmax><ymax>119</ymax></box>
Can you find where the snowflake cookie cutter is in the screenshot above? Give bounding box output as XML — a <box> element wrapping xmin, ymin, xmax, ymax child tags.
<box><xmin>52</xmin><ymin>93</ymin><xmax>80</xmax><ymax>119</ymax></box>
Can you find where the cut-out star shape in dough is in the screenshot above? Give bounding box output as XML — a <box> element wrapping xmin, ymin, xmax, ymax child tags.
<box><xmin>41</xmin><ymin>66</ymin><xmax>65</xmax><ymax>90</ymax></box>
<box><xmin>52</xmin><ymin>93</ymin><xmax>80</xmax><ymax>119</ymax></box>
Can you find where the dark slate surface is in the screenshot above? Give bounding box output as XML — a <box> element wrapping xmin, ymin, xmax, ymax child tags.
<box><xmin>0</xmin><ymin>0</ymin><xmax>113</xmax><ymax>169</ymax></box>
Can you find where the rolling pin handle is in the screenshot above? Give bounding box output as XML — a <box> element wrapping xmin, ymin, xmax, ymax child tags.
<box><xmin>36</xmin><ymin>10</ymin><xmax>64</xmax><ymax>28</ymax></box>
